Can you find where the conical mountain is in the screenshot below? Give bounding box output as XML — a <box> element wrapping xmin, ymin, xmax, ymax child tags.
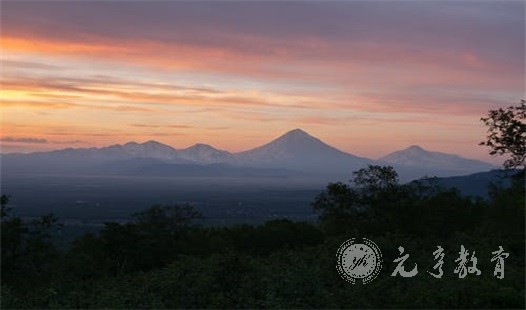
<box><xmin>235</xmin><ymin>129</ymin><xmax>371</xmax><ymax>173</ymax></box>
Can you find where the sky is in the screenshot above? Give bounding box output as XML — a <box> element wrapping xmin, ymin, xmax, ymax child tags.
<box><xmin>1</xmin><ymin>1</ymin><xmax>524</xmax><ymax>163</ymax></box>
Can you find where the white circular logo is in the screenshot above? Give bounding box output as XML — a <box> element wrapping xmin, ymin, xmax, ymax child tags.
<box><xmin>336</xmin><ymin>238</ymin><xmax>382</xmax><ymax>284</ymax></box>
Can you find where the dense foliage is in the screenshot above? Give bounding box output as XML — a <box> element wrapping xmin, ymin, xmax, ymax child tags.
<box><xmin>1</xmin><ymin>165</ymin><xmax>524</xmax><ymax>309</ymax></box>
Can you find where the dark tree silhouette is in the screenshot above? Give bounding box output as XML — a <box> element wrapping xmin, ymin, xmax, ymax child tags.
<box><xmin>480</xmin><ymin>99</ymin><xmax>526</xmax><ymax>169</ymax></box>
<box><xmin>352</xmin><ymin>165</ymin><xmax>399</xmax><ymax>191</ymax></box>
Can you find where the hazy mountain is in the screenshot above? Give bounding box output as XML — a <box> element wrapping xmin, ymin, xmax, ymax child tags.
<box><xmin>7</xmin><ymin>141</ymin><xmax>180</xmax><ymax>161</ymax></box>
<box><xmin>235</xmin><ymin>129</ymin><xmax>372</xmax><ymax>176</ymax></box>
<box><xmin>1</xmin><ymin>141</ymin><xmax>187</xmax><ymax>174</ymax></box>
<box><xmin>420</xmin><ymin>169</ymin><xmax>517</xmax><ymax>199</ymax></box>
<box><xmin>1</xmin><ymin>129</ymin><xmax>496</xmax><ymax>181</ymax></box>
<box><xmin>379</xmin><ymin>145</ymin><xmax>496</xmax><ymax>179</ymax></box>
<box><xmin>117</xmin><ymin>141</ymin><xmax>178</xmax><ymax>160</ymax></box>
<box><xmin>179</xmin><ymin>143</ymin><xmax>234</xmax><ymax>164</ymax></box>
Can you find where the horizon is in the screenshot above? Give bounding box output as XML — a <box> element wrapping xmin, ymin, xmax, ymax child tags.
<box><xmin>2</xmin><ymin>1</ymin><xmax>523</xmax><ymax>165</ymax></box>
<box><xmin>0</xmin><ymin>127</ymin><xmax>498</xmax><ymax>165</ymax></box>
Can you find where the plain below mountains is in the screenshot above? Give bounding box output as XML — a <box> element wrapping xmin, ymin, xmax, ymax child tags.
<box><xmin>1</xmin><ymin>129</ymin><xmax>496</xmax><ymax>182</ymax></box>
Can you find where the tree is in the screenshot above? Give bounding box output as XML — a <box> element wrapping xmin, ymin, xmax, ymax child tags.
<box><xmin>1</xmin><ymin>195</ymin><xmax>26</xmax><ymax>282</ymax></box>
<box><xmin>1</xmin><ymin>194</ymin><xmax>11</xmax><ymax>218</ymax></box>
<box><xmin>313</xmin><ymin>165</ymin><xmax>400</xmax><ymax>219</ymax></box>
<box><xmin>312</xmin><ymin>165</ymin><xmax>403</xmax><ymax>235</ymax></box>
<box><xmin>312</xmin><ymin>182</ymin><xmax>360</xmax><ymax>220</ymax></box>
<box><xmin>1</xmin><ymin>195</ymin><xmax>62</xmax><ymax>284</ymax></box>
<box><xmin>480</xmin><ymin>99</ymin><xmax>526</xmax><ymax>169</ymax></box>
<box><xmin>352</xmin><ymin>165</ymin><xmax>399</xmax><ymax>191</ymax></box>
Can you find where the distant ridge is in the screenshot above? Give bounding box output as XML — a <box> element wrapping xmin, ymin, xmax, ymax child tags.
<box><xmin>1</xmin><ymin>129</ymin><xmax>495</xmax><ymax>181</ymax></box>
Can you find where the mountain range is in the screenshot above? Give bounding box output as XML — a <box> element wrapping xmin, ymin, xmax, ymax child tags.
<box><xmin>1</xmin><ymin>129</ymin><xmax>496</xmax><ymax>182</ymax></box>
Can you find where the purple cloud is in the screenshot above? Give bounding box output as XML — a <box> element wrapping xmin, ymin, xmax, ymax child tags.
<box><xmin>1</xmin><ymin>136</ymin><xmax>48</xmax><ymax>144</ymax></box>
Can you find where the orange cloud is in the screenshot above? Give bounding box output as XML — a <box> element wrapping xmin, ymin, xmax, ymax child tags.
<box><xmin>2</xmin><ymin>32</ymin><xmax>520</xmax><ymax>92</ymax></box>
<box><xmin>1</xmin><ymin>76</ymin><xmax>319</xmax><ymax>111</ymax></box>
<box><xmin>1</xmin><ymin>99</ymin><xmax>155</xmax><ymax>112</ymax></box>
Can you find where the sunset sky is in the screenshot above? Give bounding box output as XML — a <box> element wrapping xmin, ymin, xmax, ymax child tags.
<box><xmin>1</xmin><ymin>1</ymin><xmax>524</xmax><ymax>163</ymax></box>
